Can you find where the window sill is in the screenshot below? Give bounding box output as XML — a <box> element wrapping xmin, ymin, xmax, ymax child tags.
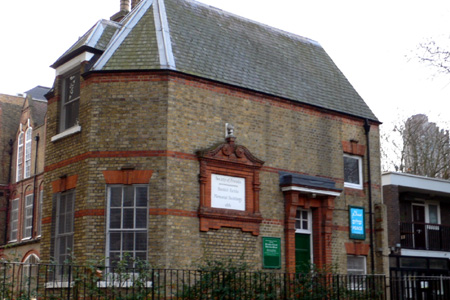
<box><xmin>344</xmin><ymin>183</ymin><xmax>363</xmax><ymax>190</ymax></box>
<box><xmin>51</xmin><ymin>125</ymin><xmax>81</xmax><ymax>142</ymax></box>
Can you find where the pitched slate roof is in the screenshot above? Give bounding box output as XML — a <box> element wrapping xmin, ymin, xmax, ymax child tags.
<box><xmin>29</xmin><ymin>98</ymin><xmax>48</xmax><ymax>127</ymax></box>
<box><xmin>25</xmin><ymin>86</ymin><xmax>51</xmax><ymax>101</ymax></box>
<box><xmin>54</xmin><ymin>0</ymin><xmax>378</xmax><ymax>121</ymax></box>
<box><xmin>23</xmin><ymin>86</ymin><xmax>50</xmax><ymax>127</ymax></box>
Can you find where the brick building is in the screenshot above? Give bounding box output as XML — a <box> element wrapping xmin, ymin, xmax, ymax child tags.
<box><xmin>0</xmin><ymin>86</ymin><xmax>49</xmax><ymax>264</ymax></box>
<box><xmin>0</xmin><ymin>93</ymin><xmax>23</xmax><ymax>247</ymax></box>
<box><xmin>383</xmin><ymin>172</ymin><xmax>450</xmax><ymax>276</ymax></box>
<box><xmin>42</xmin><ymin>0</ymin><xmax>388</xmax><ymax>274</ymax></box>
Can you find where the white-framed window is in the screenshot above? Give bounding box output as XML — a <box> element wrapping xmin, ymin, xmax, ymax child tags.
<box><xmin>16</xmin><ymin>132</ymin><xmax>24</xmax><ymax>182</ymax></box>
<box><xmin>22</xmin><ymin>194</ymin><xmax>34</xmax><ymax>239</ymax></box>
<box><xmin>344</xmin><ymin>154</ymin><xmax>363</xmax><ymax>189</ymax></box>
<box><xmin>21</xmin><ymin>254</ymin><xmax>40</xmax><ymax>292</ymax></box>
<box><xmin>55</xmin><ymin>190</ymin><xmax>75</xmax><ymax>265</ymax></box>
<box><xmin>347</xmin><ymin>255</ymin><xmax>367</xmax><ymax>290</ymax></box>
<box><xmin>24</xmin><ymin>128</ymin><xmax>32</xmax><ymax>178</ymax></box>
<box><xmin>295</xmin><ymin>208</ymin><xmax>312</xmax><ymax>234</ymax></box>
<box><xmin>9</xmin><ymin>198</ymin><xmax>19</xmax><ymax>242</ymax></box>
<box><xmin>60</xmin><ymin>70</ymin><xmax>80</xmax><ymax>132</ymax></box>
<box><xmin>106</xmin><ymin>185</ymin><xmax>148</xmax><ymax>269</ymax></box>
<box><xmin>37</xmin><ymin>190</ymin><xmax>43</xmax><ymax>237</ymax></box>
<box><xmin>347</xmin><ymin>255</ymin><xmax>366</xmax><ymax>275</ymax></box>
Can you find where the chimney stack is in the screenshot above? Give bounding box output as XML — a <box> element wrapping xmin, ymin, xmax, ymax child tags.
<box><xmin>131</xmin><ymin>0</ymin><xmax>142</xmax><ymax>9</ymax></box>
<box><xmin>120</xmin><ymin>0</ymin><xmax>130</xmax><ymax>11</ymax></box>
<box><xmin>111</xmin><ymin>0</ymin><xmax>130</xmax><ymax>22</ymax></box>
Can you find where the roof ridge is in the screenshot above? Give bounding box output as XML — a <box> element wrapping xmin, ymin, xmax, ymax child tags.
<box><xmin>184</xmin><ymin>0</ymin><xmax>321</xmax><ymax>47</ymax></box>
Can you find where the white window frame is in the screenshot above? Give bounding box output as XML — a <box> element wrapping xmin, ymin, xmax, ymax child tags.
<box><xmin>295</xmin><ymin>208</ymin><xmax>312</xmax><ymax>234</ymax></box>
<box><xmin>21</xmin><ymin>254</ymin><xmax>40</xmax><ymax>292</ymax></box>
<box><xmin>347</xmin><ymin>255</ymin><xmax>367</xmax><ymax>275</ymax></box>
<box><xmin>22</xmin><ymin>194</ymin><xmax>34</xmax><ymax>240</ymax></box>
<box><xmin>16</xmin><ymin>132</ymin><xmax>24</xmax><ymax>182</ymax></box>
<box><xmin>9</xmin><ymin>198</ymin><xmax>19</xmax><ymax>242</ymax></box>
<box><xmin>344</xmin><ymin>154</ymin><xmax>363</xmax><ymax>189</ymax></box>
<box><xmin>295</xmin><ymin>208</ymin><xmax>313</xmax><ymax>266</ymax></box>
<box><xmin>106</xmin><ymin>185</ymin><xmax>149</xmax><ymax>269</ymax></box>
<box><xmin>24</xmin><ymin>127</ymin><xmax>32</xmax><ymax>178</ymax></box>
<box><xmin>59</xmin><ymin>69</ymin><xmax>80</xmax><ymax>132</ymax></box>
<box><xmin>410</xmin><ymin>201</ymin><xmax>441</xmax><ymax>225</ymax></box>
<box><xmin>37</xmin><ymin>190</ymin><xmax>43</xmax><ymax>237</ymax></box>
<box><xmin>55</xmin><ymin>190</ymin><xmax>75</xmax><ymax>266</ymax></box>
<box><xmin>347</xmin><ymin>255</ymin><xmax>367</xmax><ymax>290</ymax></box>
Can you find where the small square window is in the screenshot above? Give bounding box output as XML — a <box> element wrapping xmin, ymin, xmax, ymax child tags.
<box><xmin>344</xmin><ymin>154</ymin><xmax>363</xmax><ymax>189</ymax></box>
<box><xmin>347</xmin><ymin>255</ymin><xmax>366</xmax><ymax>275</ymax></box>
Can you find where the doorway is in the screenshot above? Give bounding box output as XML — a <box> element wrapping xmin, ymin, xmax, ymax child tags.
<box><xmin>294</xmin><ymin>208</ymin><xmax>312</xmax><ymax>273</ymax></box>
<box><xmin>412</xmin><ymin>205</ymin><xmax>426</xmax><ymax>249</ymax></box>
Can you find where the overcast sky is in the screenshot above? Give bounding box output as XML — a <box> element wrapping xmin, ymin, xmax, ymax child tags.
<box><xmin>2</xmin><ymin>0</ymin><xmax>450</xmax><ymax>128</ymax></box>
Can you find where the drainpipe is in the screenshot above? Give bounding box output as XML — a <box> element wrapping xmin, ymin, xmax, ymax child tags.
<box><xmin>364</xmin><ymin>119</ymin><xmax>375</xmax><ymax>274</ymax></box>
<box><xmin>4</xmin><ymin>139</ymin><xmax>14</xmax><ymax>244</ymax></box>
<box><xmin>31</xmin><ymin>134</ymin><xmax>39</xmax><ymax>237</ymax></box>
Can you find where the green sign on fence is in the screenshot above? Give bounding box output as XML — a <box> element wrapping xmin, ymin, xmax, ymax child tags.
<box><xmin>262</xmin><ymin>237</ymin><xmax>281</xmax><ymax>269</ymax></box>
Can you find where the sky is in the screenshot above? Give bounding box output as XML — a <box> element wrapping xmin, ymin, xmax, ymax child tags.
<box><xmin>2</xmin><ymin>0</ymin><xmax>450</xmax><ymax>128</ymax></box>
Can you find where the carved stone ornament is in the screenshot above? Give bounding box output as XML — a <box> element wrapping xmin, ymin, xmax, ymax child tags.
<box><xmin>197</xmin><ymin>136</ymin><xmax>264</xmax><ymax>235</ymax></box>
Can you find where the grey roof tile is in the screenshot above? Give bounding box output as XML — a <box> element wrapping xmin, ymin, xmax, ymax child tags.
<box><xmin>55</xmin><ymin>0</ymin><xmax>378</xmax><ymax>121</ymax></box>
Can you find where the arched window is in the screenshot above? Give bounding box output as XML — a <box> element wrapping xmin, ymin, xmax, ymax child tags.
<box><xmin>21</xmin><ymin>254</ymin><xmax>40</xmax><ymax>292</ymax></box>
<box><xmin>16</xmin><ymin>132</ymin><xmax>24</xmax><ymax>181</ymax></box>
<box><xmin>24</xmin><ymin>127</ymin><xmax>32</xmax><ymax>178</ymax></box>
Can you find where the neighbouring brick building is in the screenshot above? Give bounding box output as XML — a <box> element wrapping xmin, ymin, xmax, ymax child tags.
<box><xmin>42</xmin><ymin>0</ymin><xmax>388</xmax><ymax>275</ymax></box>
<box><xmin>0</xmin><ymin>93</ymin><xmax>24</xmax><ymax>247</ymax></box>
<box><xmin>0</xmin><ymin>86</ymin><xmax>49</xmax><ymax>264</ymax></box>
<box><xmin>383</xmin><ymin>172</ymin><xmax>450</xmax><ymax>276</ymax></box>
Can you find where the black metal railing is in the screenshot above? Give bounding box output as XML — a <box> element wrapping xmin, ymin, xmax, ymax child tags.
<box><xmin>390</xmin><ymin>271</ymin><xmax>450</xmax><ymax>300</ymax></box>
<box><xmin>0</xmin><ymin>262</ymin><xmax>387</xmax><ymax>299</ymax></box>
<box><xmin>400</xmin><ymin>222</ymin><xmax>450</xmax><ymax>251</ymax></box>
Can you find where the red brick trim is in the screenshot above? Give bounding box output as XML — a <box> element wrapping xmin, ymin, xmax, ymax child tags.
<box><xmin>75</xmin><ymin>209</ymin><xmax>105</xmax><ymax>218</ymax></box>
<box><xmin>22</xmin><ymin>250</ymin><xmax>40</xmax><ymax>262</ymax></box>
<box><xmin>102</xmin><ymin>170</ymin><xmax>153</xmax><ymax>184</ymax></box>
<box><xmin>283</xmin><ymin>191</ymin><xmax>336</xmax><ymax>273</ymax></box>
<box><xmin>51</xmin><ymin>175</ymin><xmax>78</xmax><ymax>193</ymax></box>
<box><xmin>345</xmin><ymin>242</ymin><xmax>370</xmax><ymax>256</ymax></box>
<box><xmin>198</xmin><ymin>137</ymin><xmax>264</xmax><ymax>235</ymax></box>
<box><xmin>42</xmin><ymin>216</ymin><xmax>51</xmax><ymax>224</ymax></box>
<box><xmin>43</xmin><ymin>149</ymin><xmax>381</xmax><ymax>191</ymax></box>
<box><xmin>262</xmin><ymin>219</ymin><xmax>284</xmax><ymax>226</ymax></box>
<box><xmin>342</xmin><ymin>140</ymin><xmax>366</xmax><ymax>156</ymax></box>
<box><xmin>45</xmin><ymin>150</ymin><xmax>197</xmax><ymax>172</ymax></box>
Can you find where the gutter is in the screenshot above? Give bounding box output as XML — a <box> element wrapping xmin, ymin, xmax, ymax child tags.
<box><xmin>364</xmin><ymin>119</ymin><xmax>375</xmax><ymax>274</ymax></box>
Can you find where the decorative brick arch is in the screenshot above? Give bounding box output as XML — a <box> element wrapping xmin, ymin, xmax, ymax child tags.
<box><xmin>280</xmin><ymin>173</ymin><xmax>341</xmax><ymax>272</ymax></box>
<box><xmin>197</xmin><ymin>136</ymin><xmax>264</xmax><ymax>235</ymax></box>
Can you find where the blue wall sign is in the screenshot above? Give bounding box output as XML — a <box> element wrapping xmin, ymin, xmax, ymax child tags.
<box><xmin>349</xmin><ymin>206</ymin><xmax>365</xmax><ymax>240</ymax></box>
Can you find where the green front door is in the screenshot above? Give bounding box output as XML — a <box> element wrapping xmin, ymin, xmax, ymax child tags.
<box><xmin>295</xmin><ymin>233</ymin><xmax>311</xmax><ymax>273</ymax></box>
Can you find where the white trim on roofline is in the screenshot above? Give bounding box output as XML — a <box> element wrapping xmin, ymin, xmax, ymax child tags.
<box><xmin>401</xmin><ymin>249</ymin><xmax>450</xmax><ymax>259</ymax></box>
<box><xmin>93</xmin><ymin>0</ymin><xmax>154</xmax><ymax>70</ymax></box>
<box><xmin>55</xmin><ymin>52</ymin><xmax>95</xmax><ymax>76</ymax></box>
<box><xmin>382</xmin><ymin>172</ymin><xmax>450</xmax><ymax>194</ymax></box>
<box><xmin>281</xmin><ymin>186</ymin><xmax>341</xmax><ymax>197</ymax></box>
